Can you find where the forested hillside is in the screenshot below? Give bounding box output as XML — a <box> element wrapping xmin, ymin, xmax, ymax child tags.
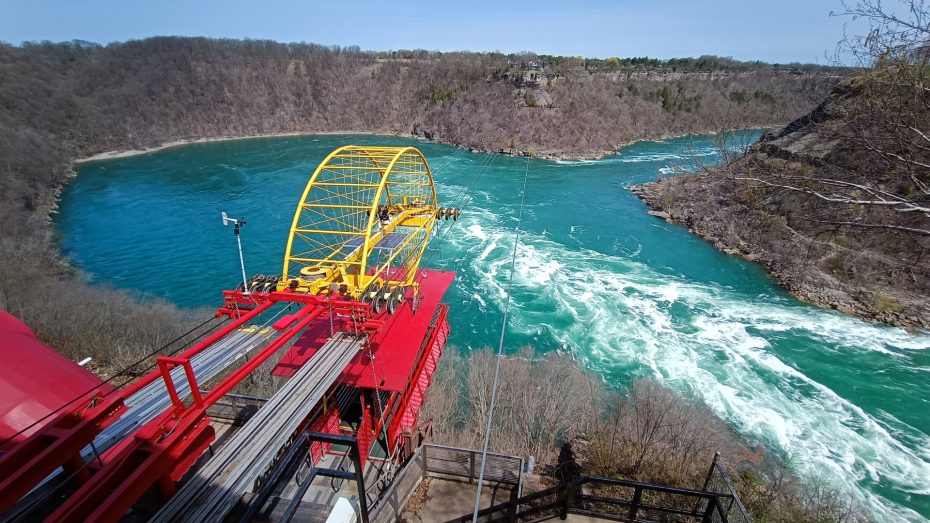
<box><xmin>634</xmin><ymin>4</ymin><xmax>930</xmax><ymax>328</ymax></box>
<box><xmin>0</xmin><ymin>38</ymin><xmax>841</xmax><ymax>164</ymax></box>
<box><xmin>0</xmin><ymin>37</ymin><xmax>844</xmax><ymax>368</ymax></box>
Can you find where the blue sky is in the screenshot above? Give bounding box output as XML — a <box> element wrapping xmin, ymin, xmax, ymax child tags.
<box><xmin>0</xmin><ymin>0</ymin><xmax>862</xmax><ymax>64</ymax></box>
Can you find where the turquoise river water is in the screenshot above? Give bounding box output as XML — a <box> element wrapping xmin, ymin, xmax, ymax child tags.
<box><xmin>58</xmin><ymin>134</ymin><xmax>930</xmax><ymax>521</ymax></box>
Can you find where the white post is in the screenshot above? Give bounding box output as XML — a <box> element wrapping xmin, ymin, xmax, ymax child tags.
<box><xmin>235</xmin><ymin>225</ymin><xmax>249</xmax><ymax>294</ymax></box>
<box><xmin>222</xmin><ymin>212</ymin><xmax>250</xmax><ymax>294</ymax></box>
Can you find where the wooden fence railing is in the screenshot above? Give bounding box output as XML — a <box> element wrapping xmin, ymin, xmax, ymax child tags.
<box><xmin>423</xmin><ymin>444</ymin><xmax>524</xmax><ymax>492</ymax></box>
<box><xmin>453</xmin><ymin>475</ymin><xmax>735</xmax><ymax>523</ymax></box>
<box><xmin>368</xmin><ymin>444</ymin><xmax>525</xmax><ymax>523</ymax></box>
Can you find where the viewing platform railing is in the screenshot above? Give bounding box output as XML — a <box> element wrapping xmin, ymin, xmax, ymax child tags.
<box><xmin>455</xmin><ymin>475</ymin><xmax>737</xmax><ymax>523</ymax></box>
<box><xmin>369</xmin><ymin>443</ymin><xmax>525</xmax><ymax>523</ymax></box>
<box><xmin>368</xmin><ymin>443</ymin><xmax>750</xmax><ymax>523</ymax></box>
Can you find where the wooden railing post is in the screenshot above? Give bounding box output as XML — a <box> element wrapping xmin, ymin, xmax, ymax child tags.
<box><xmin>702</xmin><ymin>451</ymin><xmax>720</xmax><ymax>492</ymax></box>
<box><xmin>469</xmin><ymin>450</ymin><xmax>476</xmax><ymax>484</ymax></box>
<box><xmin>423</xmin><ymin>444</ymin><xmax>429</xmax><ymax>475</ymax></box>
<box><xmin>628</xmin><ymin>485</ymin><xmax>642</xmax><ymax>520</ymax></box>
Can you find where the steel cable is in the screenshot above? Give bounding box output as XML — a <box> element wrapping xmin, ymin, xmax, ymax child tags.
<box><xmin>471</xmin><ymin>155</ymin><xmax>529</xmax><ymax>522</ymax></box>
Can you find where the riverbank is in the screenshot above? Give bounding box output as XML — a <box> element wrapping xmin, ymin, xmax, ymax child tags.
<box><xmin>74</xmin><ymin>129</ymin><xmax>415</xmax><ymax>163</ymax></box>
<box><xmin>73</xmin><ymin>132</ymin><xmax>610</xmax><ymax>164</ymax></box>
<box><xmin>629</xmin><ymin>76</ymin><xmax>930</xmax><ymax>331</ymax></box>
<box><xmin>75</xmin><ymin>125</ymin><xmax>782</xmax><ymax>164</ymax></box>
<box><xmin>631</xmin><ymin>176</ymin><xmax>930</xmax><ymax>331</ymax></box>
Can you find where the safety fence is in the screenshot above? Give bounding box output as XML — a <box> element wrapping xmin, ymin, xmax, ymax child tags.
<box><xmin>369</xmin><ymin>444</ymin><xmax>525</xmax><ymax>523</ymax></box>
<box><xmin>702</xmin><ymin>454</ymin><xmax>752</xmax><ymax>523</ymax></box>
<box><xmin>422</xmin><ymin>444</ymin><xmax>524</xmax><ymax>491</ymax></box>
<box><xmin>370</xmin><ymin>445</ymin><xmax>749</xmax><ymax>523</ymax></box>
<box><xmin>455</xmin><ymin>476</ymin><xmax>736</xmax><ymax>523</ymax></box>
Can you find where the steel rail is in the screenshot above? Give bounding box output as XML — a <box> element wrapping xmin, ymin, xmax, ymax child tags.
<box><xmin>153</xmin><ymin>332</ymin><xmax>364</xmax><ymax>522</ymax></box>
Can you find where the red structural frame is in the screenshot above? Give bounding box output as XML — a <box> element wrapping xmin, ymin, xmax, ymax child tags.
<box><xmin>0</xmin><ymin>270</ymin><xmax>454</xmax><ymax>522</ymax></box>
<box><xmin>388</xmin><ymin>305</ymin><xmax>449</xmax><ymax>449</ymax></box>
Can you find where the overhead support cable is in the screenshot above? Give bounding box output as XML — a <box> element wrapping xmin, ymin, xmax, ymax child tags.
<box><xmin>471</xmin><ymin>156</ymin><xmax>530</xmax><ymax>523</ymax></box>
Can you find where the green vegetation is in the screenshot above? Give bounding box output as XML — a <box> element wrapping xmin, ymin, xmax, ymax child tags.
<box><xmin>421</xmin><ymin>82</ymin><xmax>457</xmax><ymax>105</ymax></box>
<box><xmin>874</xmin><ymin>294</ymin><xmax>903</xmax><ymax>315</ymax></box>
<box><xmin>729</xmin><ymin>89</ymin><xmax>778</xmax><ymax>106</ymax></box>
<box><xmin>645</xmin><ymin>84</ymin><xmax>704</xmax><ymax>113</ymax></box>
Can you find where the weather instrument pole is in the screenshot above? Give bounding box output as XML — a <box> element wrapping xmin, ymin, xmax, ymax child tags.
<box><xmin>221</xmin><ymin>211</ymin><xmax>250</xmax><ymax>294</ymax></box>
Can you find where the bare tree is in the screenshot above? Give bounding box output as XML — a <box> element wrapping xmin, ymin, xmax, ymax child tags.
<box><xmin>738</xmin><ymin>1</ymin><xmax>930</xmax><ymax>237</ymax></box>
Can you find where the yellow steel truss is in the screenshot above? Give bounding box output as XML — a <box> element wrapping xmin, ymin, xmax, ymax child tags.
<box><xmin>280</xmin><ymin>145</ymin><xmax>439</xmax><ymax>298</ymax></box>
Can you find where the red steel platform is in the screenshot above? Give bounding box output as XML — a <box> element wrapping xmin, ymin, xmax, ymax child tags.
<box><xmin>273</xmin><ymin>269</ymin><xmax>455</xmax><ymax>392</ymax></box>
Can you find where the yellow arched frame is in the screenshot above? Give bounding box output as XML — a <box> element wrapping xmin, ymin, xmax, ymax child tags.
<box><xmin>279</xmin><ymin>145</ymin><xmax>439</xmax><ymax>298</ymax></box>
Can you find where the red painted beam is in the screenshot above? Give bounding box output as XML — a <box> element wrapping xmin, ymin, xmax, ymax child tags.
<box><xmin>386</xmin><ymin>305</ymin><xmax>449</xmax><ymax>449</ymax></box>
<box><xmin>44</xmin><ymin>304</ymin><xmax>324</xmax><ymax>522</ymax></box>
<box><xmin>156</xmin><ymin>357</ymin><xmax>205</xmax><ymax>412</ymax></box>
<box><xmin>222</xmin><ymin>290</ymin><xmax>384</xmax><ymax>333</ymax></box>
<box><xmin>0</xmin><ymin>300</ymin><xmax>272</xmax><ymax>513</ymax></box>
<box><xmin>358</xmin><ymin>395</ymin><xmax>373</xmax><ymax>467</ymax></box>
<box><xmin>45</xmin><ymin>409</ymin><xmax>215</xmax><ymax>523</ymax></box>
<box><xmin>120</xmin><ymin>300</ymin><xmax>274</xmax><ymax>398</ymax></box>
<box><xmin>204</xmin><ymin>304</ymin><xmax>323</xmax><ymax>405</ymax></box>
<box><xmin>0</xmin><ymin>392</ymin><xmax>125</xmax><ymax>514</ymax></box>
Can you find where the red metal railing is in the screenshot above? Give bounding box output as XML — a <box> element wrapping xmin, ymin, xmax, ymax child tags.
<box><xmin>44</xmin><ymin>303</ymin><xmax>325</xmax><ymax>522</ymax></box>
<box><xmin>386</xmin><ymin>304</ymin><xmax>449</xmax><ymax>451</ymax></box>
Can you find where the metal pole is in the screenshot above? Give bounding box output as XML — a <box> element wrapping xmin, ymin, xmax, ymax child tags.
<box><xmin>350</xmin><ymin>438</ymin><xmax>370</xmax><ymax>523</ymax></box>
<box><xmin>701</xmin><ymin>452</ymin><xmax>720</xmax><ymax>492</ymax></box>
<box><xmin>234</xmin><ymin>222</ymin><xmax>249</xmax><ymax>294</ymax></box>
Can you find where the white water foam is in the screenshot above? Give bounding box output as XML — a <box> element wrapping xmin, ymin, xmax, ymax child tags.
<box><xmin>554</xmin><ymin>159</ymin><xmax>601</xmax><ymax>165</ymax></box>
<box><xmin>615</xmin><ymin>148</ymin><xmax>720</xmax><ymax>163</ymax></box>
<box><xmin>444</xmin><ymin>216</ymin><xmax>930</xmax><ymax>523</ymax></box>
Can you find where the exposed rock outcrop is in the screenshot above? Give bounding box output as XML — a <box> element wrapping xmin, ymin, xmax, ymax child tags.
<box><xmin>633</xmin><ymin>79</ymin><xmax>930</xmax><ymax>330</ymax></box>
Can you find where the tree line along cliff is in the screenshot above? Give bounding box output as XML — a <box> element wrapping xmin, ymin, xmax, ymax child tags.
<box><xmin>0</xmin><ymin>36</ymin><xmax>845</xmax><ymax>369</ymax></box>
<box><xmin>631</xmin><ymin>1</ymin><xmax>930</xmax><ymax>330</ymax></box>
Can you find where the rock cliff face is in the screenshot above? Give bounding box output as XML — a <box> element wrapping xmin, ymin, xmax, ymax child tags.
<box><xmin>0</xmin><ymin>37</ymin><xmax>848</xmax><ymax>367</ymax></box>
<box><xmin>634</xmin><ymin>79</ymin><xmax>930</xmax><ymax>330</ymax></box>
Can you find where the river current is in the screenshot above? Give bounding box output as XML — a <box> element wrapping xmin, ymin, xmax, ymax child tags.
<box><xmin>58</xmin><ymin>134</ymin><xmax>930</xmax><ymax>521</ymax></box>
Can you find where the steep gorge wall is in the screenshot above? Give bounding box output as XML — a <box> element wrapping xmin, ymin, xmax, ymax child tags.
<box><xmin>0</xmin><ymin>37</ymin><xmax>845</xmax><ymax>363</ymax></box>
<box><xmin>634</xmin><ymin>77</ymin><xmax>930</xmax><ymax>329</ymax></box>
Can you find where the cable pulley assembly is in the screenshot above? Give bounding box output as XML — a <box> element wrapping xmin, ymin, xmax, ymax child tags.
<box><xmin>435</xmin><ymin>207</ymin><xmax>461</xmax><ymax>221</ymax></box>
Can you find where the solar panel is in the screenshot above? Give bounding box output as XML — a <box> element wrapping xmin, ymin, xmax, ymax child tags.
<box><xmin>341</xmin><ymin>231</ymin><xmax>409</xmax><ymax>252</ymax></box>
<box><xmin>344</xmin><ymin>237</ymin><xmax>365</xmax><ymax>250</ymax></box>
<box><xmin>372</xmin><ymin>232</ymin><xmax>407</xmax><ymax>250</ymax></box>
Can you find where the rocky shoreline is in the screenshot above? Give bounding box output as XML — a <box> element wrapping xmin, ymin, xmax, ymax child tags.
<box><xmin>630</xmin><ymin>182</ymin><xmax>930</xmax><ymax>331</ymax></box>
<box><xmin>75</xmin><ymin>123</ymin><xmax>782</xmax><ymax>168</ymax></box>
<box><xmin>68</xmin><ymin>124</ymin><xmax>928</xmax><ymax>331</ymax></box>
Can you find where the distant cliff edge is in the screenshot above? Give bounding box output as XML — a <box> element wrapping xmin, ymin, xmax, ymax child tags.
<box><xmin>634</xmin><ymin>73</ymin><xmax>930</xmax><ymax>329</ymax></box>
<box><xmin>0</xmin><ymin>37</ymin><xmax>847</xmax><ymax>367</ymax></box>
